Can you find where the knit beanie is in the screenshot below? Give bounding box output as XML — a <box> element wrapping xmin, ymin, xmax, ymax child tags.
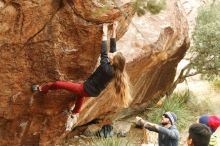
<box><xmin>199</xmin><ymin>115</ymin><xmax>209</xmax><ymax>126</ymax></box>
<box><xmin>164</xmin><ymin>112</ymin><xmax>177</xmax><ymax>125</ymax></box>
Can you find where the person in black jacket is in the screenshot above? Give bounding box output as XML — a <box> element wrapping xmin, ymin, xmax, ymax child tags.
<box><xmin>32</xmin><ymin>21</ymin><xmax>131</xmax><ymax>131</ymax></box>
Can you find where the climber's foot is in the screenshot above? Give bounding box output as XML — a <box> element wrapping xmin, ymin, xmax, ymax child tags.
<box><xmin>65</xmin><ymin>113</ymin><xmax>79</xmax><ymax>131</ymax></box>
<box><xmin>32</xmin><ymin>84</ymin><xmax>40</xmax><ymax>92</ymax></box>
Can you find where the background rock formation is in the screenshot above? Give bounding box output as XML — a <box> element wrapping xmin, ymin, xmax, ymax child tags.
<box><xmin>0</xmin><ymin>0</ymin><xmax>189</xmax><ymax>145</ymax></box>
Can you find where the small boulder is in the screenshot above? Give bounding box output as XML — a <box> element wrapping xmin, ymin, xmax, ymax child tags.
<box><xmin>113</xmin><ymin>121</ymin><xmax>132</xmax><ymax>137</ymax></box>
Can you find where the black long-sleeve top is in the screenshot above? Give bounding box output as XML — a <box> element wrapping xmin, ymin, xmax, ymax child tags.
<box><xmin>83</xmin><ymin>38</ymin><xmax>116</xmax><ymax>97</ymax></box>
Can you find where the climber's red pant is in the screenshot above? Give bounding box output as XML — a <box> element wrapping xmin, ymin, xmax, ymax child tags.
<box><xmin>41</xmin><ymin>81</ymin><xmax>89</xmax><ymax>114</ymax></box>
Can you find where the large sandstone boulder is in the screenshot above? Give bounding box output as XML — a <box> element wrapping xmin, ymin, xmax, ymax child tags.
<box><xmin>0</xmin><ymin>0</ymin><xmax>189</xmax><ymax>145</ymax></box>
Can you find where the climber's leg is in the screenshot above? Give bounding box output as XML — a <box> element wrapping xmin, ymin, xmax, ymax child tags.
<box><xmin>36</xmin><ymin>81</ymin><xmax>88</xmax><ymax>131</ymax></box>
<box><xmin>32</xmin><ymin>82</ymin><xmax>89</xmax><ymax>131</ymax></box>
<box><xmin>72</xmin><ymin>96</ymin><xmax>85</xmax><ymax>114</ymax></box>
<box><xmin>32</xmin><ymin>81</ymin><xmax>88</xmax><ymax>96</ymax></box>
<box><xmin>65</xmin><ymin>95</ymin><xmax>87</xmax><ymax>131</ymax></box>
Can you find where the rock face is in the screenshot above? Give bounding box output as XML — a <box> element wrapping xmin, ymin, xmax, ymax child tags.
<box><xmin>0</xmin><ymin>0</ymin><xmax>189</xmax><ymax>146</ymax></box>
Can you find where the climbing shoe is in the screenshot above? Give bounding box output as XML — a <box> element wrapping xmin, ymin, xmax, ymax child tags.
<box><xmin>66</xmin><ymin>113</ymin><xmax>79</xmax><ymax>131</ymax></box>
<box><xmin>32</xmin><ymin>85</ymin><xmax>40</xmax><ymax>92</ymax></box>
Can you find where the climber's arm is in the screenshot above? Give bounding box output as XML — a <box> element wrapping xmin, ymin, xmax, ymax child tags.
<box><xmin>100</xmin><ymin>24</ymin><xmax>109</xmax><ymax>64</ymax></box>
<box><xmin>110</xmin><ymin>21</ymin><xmax>118</xmax><ymax>53</ymax></box>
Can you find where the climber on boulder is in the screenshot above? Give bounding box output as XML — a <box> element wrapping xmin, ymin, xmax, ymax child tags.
<box><xmin>32</xmin><ymin>21</ymin><xmax>131</xmax><ymax>131</ymax></box>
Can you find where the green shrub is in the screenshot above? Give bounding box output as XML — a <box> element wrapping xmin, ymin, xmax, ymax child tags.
<box><xmin>133</xmin><ymin>0</ymin><xmax>166</xmax><ymax>16</ymax></box>
<box><xmin>146</xmin><ymin>0</ymin><xmax>166</xmax><ymax>14</ymax></box>
<box><xmin>212</xmin><ymin>78</ymin><xmax>220</xmax><ymax>90</ymax></box>
<box><xmin>190</xmin><ymin>1</ymin><xmax>220</xmax><ymax>79</ymax></box>
<box><xmin>92</xmin><ymin>5</ymin><xmax>112</xmax><ymax>17</ymax></box>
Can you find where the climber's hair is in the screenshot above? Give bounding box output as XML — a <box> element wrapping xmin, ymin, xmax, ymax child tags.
<box><xmin>111</xmin><ymin>52</ymin><xmax>131</xmax><ymax>108</ymax></box>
